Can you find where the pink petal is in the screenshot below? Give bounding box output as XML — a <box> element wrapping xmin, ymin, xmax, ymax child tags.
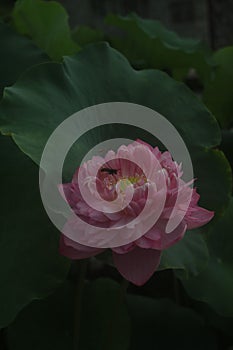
<box><xmin>58</xmin><ymin>183</ymin><xmax>81</xmax><ymax>208</ymax></box>
<box><xmin>112</xmin><ymin>241</ymin><xmax>135</xmax><ymax>254</ymax></box>
<box><xmin>190</xmin><ymin>188</ymin><xmax>200</xmax><ymax>206</ymax></box>
<box><xmin>112</xmin><ymin>247</ymin><xmax>161</xmax><ymax>286</ymax></box>
<box><xmin>185</xmin><ymin>206</ymin><xmax>214</xmax><ymax>229</ymax></box>
<box><xmin>134</xmin><ymin>139</ymin><xmax>154</xmax><ymax>152</ymax></box>
<box><xmin>59</xmin><ymin>235</ymin><xmax>104</xmax><ymax>259</ymax></box>
<box><xmin>144</xmin><ymin>220</ymin><xmax>187</xmax><ymax>250</ymax></box>
<box><xmin>134</xmin><ymin>235</ymin><xmax>155</xmax><ymax>249</ymax></box>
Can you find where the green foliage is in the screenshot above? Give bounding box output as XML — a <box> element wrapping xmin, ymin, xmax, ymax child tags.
<box><xmin>0</xmin><ymin>43</ymin><xmax>229</xmax><ymax>218</ymax></box>
<box><xmin>178</xmin><ymin>199</ymin><xmax>233</xmax><ymax>317</ymax></box>
<box><xmin>160</xmin><ymin>231</ymin><xmax>209</xmax><ymax>277</ymax></box>
<box><xmin>0</xmin><ymin>44</ymin><xmax>231</xmax><ymax>289</ymax></box>
<box><xmin>12</xmin><ymin>0</ymin><xmax>79</xmax><ymax>61</ymax></box>
<box><xmin>126</xmin><ymin>295</ymin><xmax>217</xmax><ymax>350</ymax></box>
<box><xmin>7</xmin><ymin>279</ymin><xmax>131</xmax><ymax>350</ymax></box>
<box><xmin>0</xmin><ymin>21</ymin><xmax>48</xmax><ymax>96</ymax></box>
<box><xmin>0</xmin><ymin>4</ymin><xmax>233</xmax><ymax>348</ymax></box>
<box><xmin>0</xmin><ymin>135</ymin><xmax>70</xmax><ymax>328</ymax></box>
<box><xmin>0</xmin><ymin>42</ymin><xmax>220</xmax><ymax>154</ymax></box>
<box><xmin>72</xmin><ymin>25</ymin><xmax>105</xmax><ymax>47</ymax></box>
<box><xmin>191</xmin><ymin>148</ymin><xmax>232</xmax><ymax>215</ymax></box>
<box><xmin>80</xmin><ymin>278</ymin><xmax>130</xmax><ymax>350</ymax></box>
<box><xmin>7</xmin><ymin>281</ymin><xmax>74</xmax><ymax>349</ymax></box>
<box><xmin>221</xmin><ymin>130</ymin><xmax>233</xmax><ymax>168</ymax></box>
<box><xmin>0</xmin><ymin>1</ymin><xmax>14</xmax><ymax>21</ymax></box>
<box><xmin>6</xmin><ymin>278</ymin><xmax>220</xmax><ymax>350</ymax></box>
<box><xmin>203</xmin><ymin>46</ymin><xmax>233</xmax><ymax>128</ymax></box>
<box><xmin>106</xmin><ymin>13</ymin><xmax>214</xmax><ymax>80</ymax></box>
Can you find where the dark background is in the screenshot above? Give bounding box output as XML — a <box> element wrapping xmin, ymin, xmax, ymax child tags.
<box><xmin>2</xmin><ymin>0</ymin><xmax>233</xmax><ymax>49</ymax></box>
<box><xmin>57</xmin><ymin>0</ymin><xmax>233</xmax><ymax>49</ymax></box>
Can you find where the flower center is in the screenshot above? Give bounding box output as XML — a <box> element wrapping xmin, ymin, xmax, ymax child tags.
<box><xmin>96</xmin><ymin>158</ymin><xmax>147</xmax><ymax>201</ymax></box>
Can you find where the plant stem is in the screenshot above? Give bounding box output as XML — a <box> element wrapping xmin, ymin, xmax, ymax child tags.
<box><xmin>121</xmin><ymin>277</ymin><xmax>129</xmax><ymax>296</ymax></box>
<box><xmin>103</xmin><ymin>277</ymin><xmax>129</xmax><ymax>350</ymax></box>
<box><xmin>173</xmin><ymin>270</ymin><xmax>181</xmax><ymax>305</ymax></box>
<box><xmin>73</xmin><ymin>259</ymin><xmax>88</xmax><ymax>350</ymax></box>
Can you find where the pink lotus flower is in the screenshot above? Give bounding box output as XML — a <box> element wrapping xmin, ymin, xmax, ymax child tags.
<box><xmin>59</xmin><ymin>140</ymin><xmax>214</xmax><ymax>286</ymax></box>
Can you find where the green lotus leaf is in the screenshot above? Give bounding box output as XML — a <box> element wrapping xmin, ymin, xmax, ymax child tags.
<box><xmin>7</xmin><ymin>278</ymin><xmax>131</xmax><ymax>350</ymax></box>
<box><xmin>106</xmin><ymin>13</ymin><xmax>214</xmax><ymax>80</ymax></box>
<box><xmin>12</xmin><ymin>0</ymin><xmax>80</xmax><ymax>61</ymax></box>
<box><xmin>126</xmin><ymin>295</ymin><xmax>217</xmax><ymax>350</ymax></box>
<box><xmin>160</xmin><ymin>230</ymin><xmax>209</xmax><ymax>277</ymax></box>
<box><xmin>203</xmin><ymin>46</ymin><xmax>233</xmax><ymax>128</ymax></box>
<box><xmin>178</xmin><ymin>198</ymin><xmax>233</xmax><ymax>317</ymax></box>
<box><xmin>0</xmin><ymin>21</ymin><xmax>48</xmax><ymax>97</ymax></box>
<box><xmin>0</xmin><ymin>135</ymin><xmax>70</xmax><ymax>328</ymax></box>
<box><xmin>72</xmin><ymin>25</ymin><xmax>105</xmax><ymax>47</ymax></box>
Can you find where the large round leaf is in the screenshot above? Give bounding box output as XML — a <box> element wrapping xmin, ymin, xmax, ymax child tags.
<box><xmin>0</xmin><ymin>42</ymin><xmax>229</xmax><ymax>215</ymax></box>
<box><xmin>0</xmin><ymin>21</ymin><xmax>48</xmax><ymax>96</ymax></box>
<box><xmin>0</xmin><ymin>43</ymin><xmax>221</xmax><ymax>155</ymax></box>
<box><xmin>0</xmin><ymin>135</ymin><xmax>70</xmax><ymax>328</ymax></box>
